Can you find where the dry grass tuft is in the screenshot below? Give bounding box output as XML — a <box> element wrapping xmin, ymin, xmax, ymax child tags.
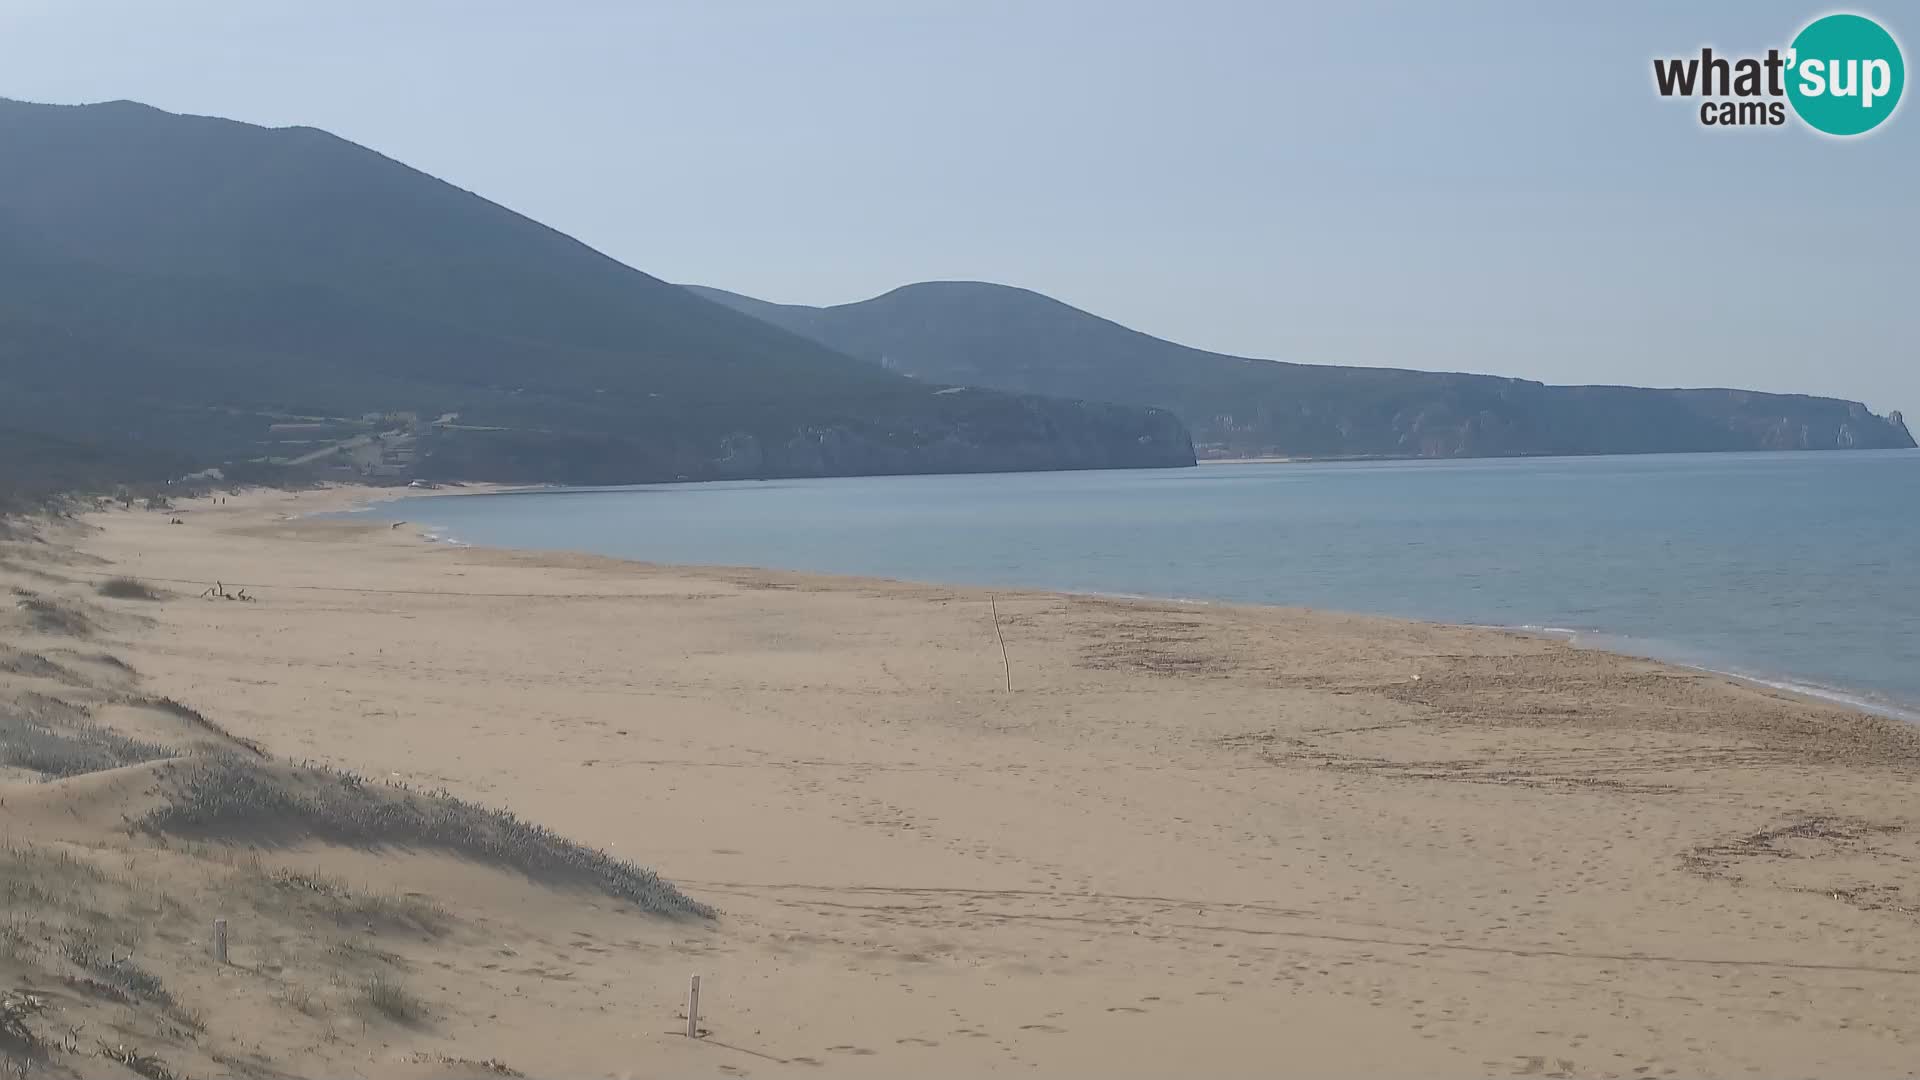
<box><xmin>96</xmin><ymin>576</ymin><xmax>166</xmax><ymax>601</ymax></box>
<box><xmin>278</xmin><ymin>982</ymin><xmax>326</xmax><ymax>1018</ymax></box>
<box><xmin>0</xmin><ymin>645</ymin><xmax>88</xmax><ymax>686</ymax></box>
<box><xmin>62</xmin><ymin>926</ymin><xmax>173</xmax><ymax>1007</ymax></box>
<box><xmin>0</xmin><ymin>706</ymin><xmax>179</xmax><ymax>778</ymax></box>
<box><xmin>0</xmin><ymin>922</ymin><xmax>30</xmax><ymax>961</ymax></box>
<box><xmin>407</xmin><ymin>1053</ymin><xmax>524</xmax><ymax>1077</ymax></box>
<box><xmin>120</xmin><ymin>694</ymin><xmax>267</xmax><ymax>756</ymax></box>
<box><xmin>140</xmin><ymin>755</ymin><xmax>712</xmax><ymax>917</ymax></box>
<box><xmin>358</xmin><ymin>976</ymin><xmax>426</xmax><ymax>1025</ymax></box>
<box><xmin>78</xmin><ymin>651</ymin><xmax>138</xmax><ymax>674</ymax></box>
<box><xmin>241</xmin><ymin>862</ymin><xmax>451</xmax><ymax>936</ymax></box>
<box><xmin>10</xmin><ymin>588</ymin><xmax>96</xmax><ymax>637</ymax></box>
<box><xmin>0</xmin><ymin>842</ymin><xmax>203</xmax><ymax>1069</ymax></box>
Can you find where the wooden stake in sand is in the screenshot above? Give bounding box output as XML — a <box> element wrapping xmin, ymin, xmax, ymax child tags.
<box><xmin>686</xmin><ymin>974</ymin><xmax>702</xmax><ymax>1038</ymax></box>
<box><xmin>990</xmin><ymin>596</ymin><xmax>1012</xmax><ymax>692</ymax></box>
<box><xmin>213</xmin><ymin>918</ymin><xmax>228</xmax><ymax>964</ymax></box>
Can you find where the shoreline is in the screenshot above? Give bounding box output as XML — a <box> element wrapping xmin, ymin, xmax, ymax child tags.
<box><xmin>348</xmin><ymin>481</ymin><xmax>1920</xmax><ymax>726</ymax></box>
<box><xmin>1482</xmin><ymin>623</ymin><xmax>1920</xmax><ymax>725</ymax></box>
<box><xmin>113</xmin><ymin>479</ymin><xmax>1920</xmax><ymax>772</ymax></box>
<box><xmin>16</xmin><ymin>485</ymin><xmax>1920</xmax><ymax>1075</ymax></box>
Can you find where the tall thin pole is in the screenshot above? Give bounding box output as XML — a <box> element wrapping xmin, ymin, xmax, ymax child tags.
<box><xmin>990</xmin><ymin>596</ymin><xmax>1011</xmax><ymax>692</ymax></box>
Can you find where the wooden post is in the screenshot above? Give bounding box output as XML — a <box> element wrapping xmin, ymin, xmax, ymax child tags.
<box><xmin>990</xmin><ymin>596</ymin><xmax>1011</xmax><ymax>692</ymax></box>
<box><xmin>213</xmin><ymin>918</ymin><xmax>228</xmax><ymax>964</ymax></box>
<box><xmin>686</xmin><ymin>974</ymin><xmax>701</xmax><ymax>1038</ymax></box>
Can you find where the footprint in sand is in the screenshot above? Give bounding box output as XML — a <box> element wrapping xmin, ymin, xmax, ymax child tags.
<box><xmin>896</xmin><ymin>1037</ymin><xmax>939</xmax><ymax>1047</ymax></box>
<box><xmin>826</xmin><ymin>1045</ymin><xmax>877</xmax><ymax>1056</ymax></box>
<box><xmin>1106</xmin><ymin>1006</ymin><xmax>1147</xmax><ymax>1014</ymax></box>
<box><xmin>787</xmin><ymin>1057</ymin><xmax>823</xmax><ymax>1067</ymax></box>
<box><xmin>1019</xmin><ymin>1024</ymin><xmax>1066</xmax><ymax>1034</ymax></box>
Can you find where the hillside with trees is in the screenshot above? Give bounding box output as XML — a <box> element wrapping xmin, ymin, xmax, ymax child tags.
<box><xmin>0</xmin><ymin>99</ymin><xmax>1193</xmax><ymax>487</ymax></box>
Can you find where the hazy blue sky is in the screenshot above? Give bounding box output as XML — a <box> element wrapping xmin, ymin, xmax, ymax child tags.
<box><xmin>2</xmin><ymin>1</ymin><xmax>1914</xmax><ymax>413</ymax></box>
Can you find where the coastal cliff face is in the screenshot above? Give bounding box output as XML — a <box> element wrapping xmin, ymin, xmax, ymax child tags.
<box><xmin>0</xmin><ymin>99</ymin><xmax>1193</xmax><ymax>485</ymax></box>
<box><xmin>1668</xmin><ymin>395</ymin><xmax>1911</xmax><ymax>452</ymax></box>
<box><xmin>688</xmin><ymin>282</ymin><xmax>1916</xmax><ymax>459</ymax></box>
<box><xmin>1209</xmin><ymin>382</ymin><xmax>1917</xmax><ymax>459</ymax></box>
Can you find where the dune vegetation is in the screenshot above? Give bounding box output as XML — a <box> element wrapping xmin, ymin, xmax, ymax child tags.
<box><xmin>0</xmin><ymin>511</ymin><xmax>708</xmax><ymax>1079</ymax></box>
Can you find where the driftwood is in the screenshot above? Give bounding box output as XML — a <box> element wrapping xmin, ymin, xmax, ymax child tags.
<box><xmin>1</xmin><ymin>989</ymin><xmax>50</xmax><ymax>1044</ymax></box>
<box><xmin>198</xmin><ymin>581</ymin><xmax>256</xmax><ymax>602</ymax></box>
<box><xmin>97</xmin><ymin>1041</ymin><xmax>176</xmax><ymax>1080</ymax></box>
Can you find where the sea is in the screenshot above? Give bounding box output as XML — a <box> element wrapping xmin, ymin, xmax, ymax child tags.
<box><xmin>352</xmin><ymin>450</ymin><xmax>1920</xmax><ymax>719</ymax></box>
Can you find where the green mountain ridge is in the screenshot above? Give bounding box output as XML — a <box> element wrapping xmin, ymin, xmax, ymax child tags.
<box><xmin>684</xmin><ymin>281</ymin><xmax>1915</xmax><ymax>459</ymax></box>
<box><xmin>0</xmin><ymin>98</ymin><xmax>1193</xmax><ymax>485</ymax></box>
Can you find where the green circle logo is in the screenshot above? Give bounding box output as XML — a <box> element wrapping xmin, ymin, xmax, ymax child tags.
<box><xmin>1787</xmin><ymin>13</ymin><xmax>1905</xmax><ymax>136</ymax></box>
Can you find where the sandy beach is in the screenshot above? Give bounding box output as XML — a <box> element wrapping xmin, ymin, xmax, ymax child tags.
<box><xmin>6</xmin><ymin>485</ymin><xmax>1920</xmax><ymax>1078</ymax></box>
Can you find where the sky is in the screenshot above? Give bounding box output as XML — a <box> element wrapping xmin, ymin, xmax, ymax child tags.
<box><xmin>1</xmin><ymin>1</ymin><xmax>1914</xmax><ymax>414</ymax></box>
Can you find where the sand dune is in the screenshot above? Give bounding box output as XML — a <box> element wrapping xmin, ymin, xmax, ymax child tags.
<box><xmin>5</xmin><ymin>486</ymin><xmax>1920</xmax><ymax>1077</ymax></box>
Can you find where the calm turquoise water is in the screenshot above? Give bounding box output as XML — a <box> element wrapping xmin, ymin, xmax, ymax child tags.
<box><xmin>363</xmin><ymin>451</ymin><xmax>1920</xmax><ymax>717</ymax></box>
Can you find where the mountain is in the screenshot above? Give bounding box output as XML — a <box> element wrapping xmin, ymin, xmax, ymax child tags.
<box><xmin>0</xmin><ymin>99</ymin><xmax>1193</xmax><ymax>485</ymax></box>
<box><xmin>685</xmin><ymin>282</ymin><xmax>1915</xmax><ymax>459</ymax></box>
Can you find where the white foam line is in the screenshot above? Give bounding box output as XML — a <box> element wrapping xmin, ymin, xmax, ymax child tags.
<box><xmin>1705</xmin><ymin>669</ymin><xmax>1920</xmax><ymax>723</ymax></box>
<box><xmin>1487</xmin><ymin>623</ymin><xmax>1920</xmax><ymax>723</ymax></box>
<box><xmin>1076</xmin><ymin>589</ymin><xmax>1214</xmax><ymax>605</ymax></box>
